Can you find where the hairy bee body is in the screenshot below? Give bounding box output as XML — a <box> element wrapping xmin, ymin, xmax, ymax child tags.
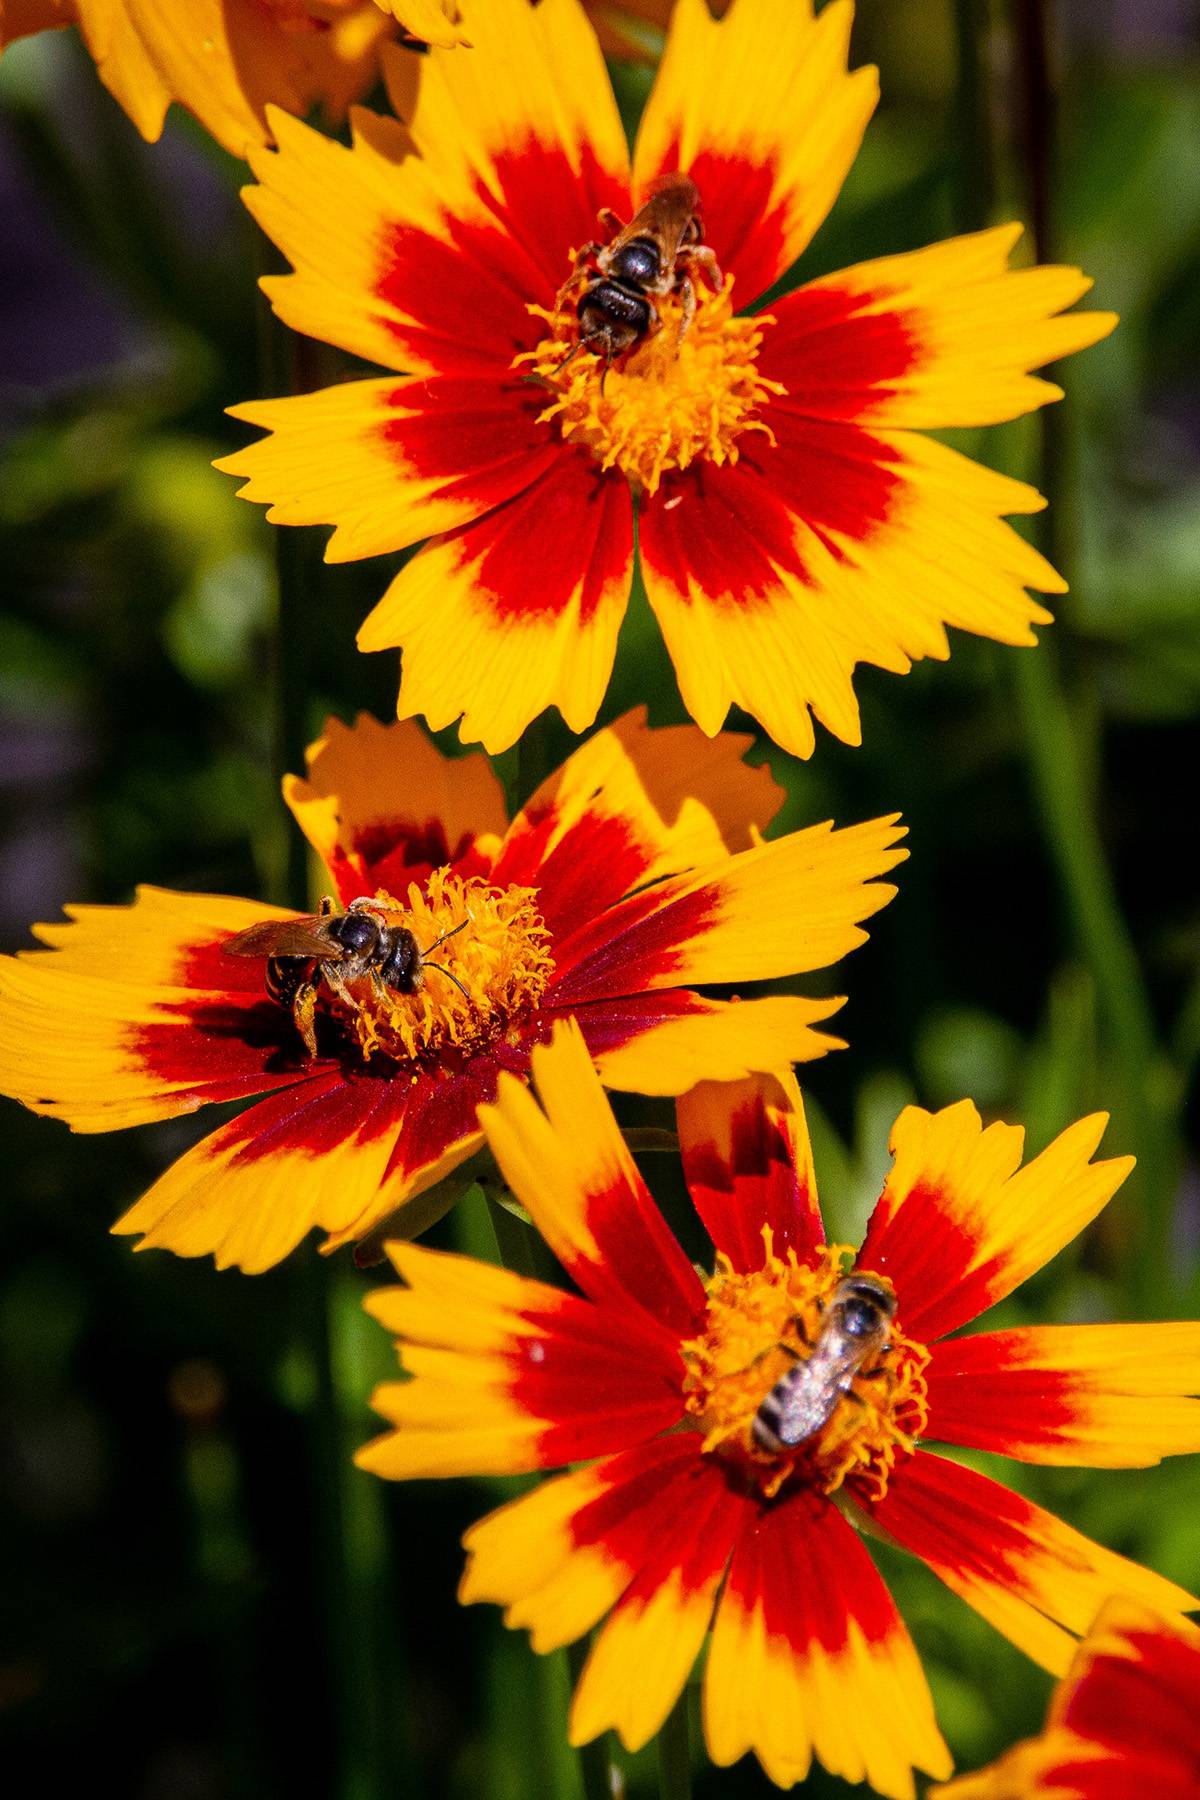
<box><xmin>753</xmin><ymin>1274</ymin><xmax>897</xmax><ymax>1454</ymax></box>
<box><xmin>225</xmin><ymin>896</ymin><xmax>467</xmax><ymax>1057</ymax></box>
<box><xmin>558</xmin><ymin>173</ymin><xmax>723</xmax><ymax>380</ymax></box>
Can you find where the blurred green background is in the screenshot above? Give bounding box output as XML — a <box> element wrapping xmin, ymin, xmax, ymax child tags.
<box><xmin>1</xmin><ymin>1</ymin><xmax>1198</xmax><ymax>1795</ymax></box>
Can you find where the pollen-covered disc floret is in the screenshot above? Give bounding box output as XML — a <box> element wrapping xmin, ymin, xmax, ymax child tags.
<box><xmin>681</xmin><ymin>1232</ymin><xmax>929</xmax><ymax>1502</ymax></box>
<box><xmin>518</xmin><ymin>279</ymin><xmax>783</xmax><ymax>498</ymax></box>
<box><xmin>324</xmin><ymin>868</ymin><xmax>554</xmax><ymax>1067</ymax></box>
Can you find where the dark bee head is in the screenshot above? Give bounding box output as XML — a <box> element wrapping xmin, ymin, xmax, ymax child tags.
<box><xmin>833</xmin><ymin>1276</ymin><xmax>897</xmax><ymax>1339</ymax></box>
<box><xmin>609</xmin><ymin>236</ymin><xmax>661</xmax><ymax>287</ymax></box>
<box><xmin>327</xmin><ymin>909</ymin><xmax>381</xmax><ymax>956</ymax></box>
<box><xmin>577</xmin><ymin>280</ymin><xmax>652</xmax><ymax>361</ymax></box>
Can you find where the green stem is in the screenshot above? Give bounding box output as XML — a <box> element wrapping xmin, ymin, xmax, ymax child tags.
<box><xmin>1005</xmin><ymin>0</ymin><xmax>1176</xmax><ymax>1300</ymax></box>
<box><xmin>485</xmin><ymin>1196</ymin><xmax>615</xmax><ymax>1800</ymax></box>
<box><xmin>655</xmin><ymin>1686</ymin><xmax>693</xmax><ymax>1800</ymax></box>
<box><xmin>566</xmin><ymin>1637</ymin><xmax>618</xmax><ymax>1800</ymax></box>
<box><xmin>951</xmin><ymin>0</ymin><xmax>1178</xmax><ymax>1300</ymax></box>
<box><xmin>258</xmin><ymin>273</ymin><xmax>395</xmax><ymax>1794</ymax></box>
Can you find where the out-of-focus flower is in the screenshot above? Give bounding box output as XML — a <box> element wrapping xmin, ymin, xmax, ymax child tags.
<box><xmin>220</xmin><ymin>0</ymin><xmax>1115</xmax><ymax>756</ymax></box>
<box><xmin>359</xmin><ymin>1023</ymin><xmax>1200</xmax><ymax>1796</ymax></box>
<box><xmin>0</xmin><ymin>710</ymin><xmax>904</xmax><ymax>1272</ymax></box>
<box><xmin>934</xmin><ymin>1598</ymin><xmax>1200</xmax><ymax>1799</ymax></box>
<box><xmin>0</xmin><ymin>0</ymin><xmax>454</xmax><ymax>158</ymax></box>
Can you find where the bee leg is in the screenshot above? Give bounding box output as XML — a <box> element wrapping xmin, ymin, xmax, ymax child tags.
<box><xmin>596</xmin><ymin>207</ymin><xmax>624</xmax><ymax>237</ymax></box>
<box><xmin>555</xmin><ymin>242</ymin><xmax>603</xmax><ymax>315</ymax></box>
<box><xmin>681</xmin><ymin>242</ymin><xmax>723</xmax><ymax>293</ymax></box>
<box><xmin>674</xmin><ymin>273</ymin><xmax>696</xmax><ymax>347</ymax></box>
<box><xmin>292</xmin><ymin>983</ymin><xmax>319</xmax><ymax>1059</ymax></box>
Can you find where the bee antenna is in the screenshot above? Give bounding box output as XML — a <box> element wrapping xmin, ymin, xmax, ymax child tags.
<box><xmin>554</xmin><ymin>338</ymin><xmax>589</xmax><ymax>378</ymax></box>
<box><xmin>422</xmin><ymin>961</ymin><xmax>472</xmax><ymax>1003</ymax></box>
<box><xmin>422</xmin><ymin>917</ymin><xmax>470</xmax><ymax>955</ymax></box>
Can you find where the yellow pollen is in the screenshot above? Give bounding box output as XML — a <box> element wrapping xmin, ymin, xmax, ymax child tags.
<box><xmin>515</xmin><ymin>278</ymin><xmax>784</xmax><ymax>497</ymax></box>
<box><xmin>321</xmin><ymin>868</ymin><xmax>554</xmax><ymax>1067</ymax></box>
<box><xmin>680</xmin><ymin>1234</ymin><xmax>929</xmax><ymax>1503</ymax></box>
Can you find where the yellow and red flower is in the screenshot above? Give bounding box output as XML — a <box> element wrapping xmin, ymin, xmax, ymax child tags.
<box><xmin>218</xmin><ymin>0</ymin><xmax>1115</xmax><ymax>757</ymax></box>
<box><xmin>358</xmin><ymin>1022</ymin><xmax>1200</xmax><ymax>1797</ymax></box>
<box><xmin>0</xmin><ymin>0</ymin><xmax>449</xmax><ymax>159</ymax></box>
<box><xmin>0</xmin><ymin>709</ymin><xmax>904</xmax><ymax>1272</ymax></box>
<box><xmin>935</xmin><ymin>1599</ymin><xmax>1200</xmax><ymax>1799</ymax></box>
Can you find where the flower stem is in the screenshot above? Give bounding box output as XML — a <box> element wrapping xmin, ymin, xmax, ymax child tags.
<box><xmin>1006</xmin><ymin>0</ymin><xmax>1178</xmax><ymax>1302</ymax></box>
<box><xmin>953</xmin><ymin>0</ymin><xmax>1180</xmax><ymax>1302</ymax></box>
<box><xmin>656</xmin><ymin>1687</ymin><xmax>693</xmax><ymax>1800</ymax></box>
<box><xmin>565</xmin><ymin>1638</ymin><xmax>618</xmax><ymax>1800</ymax></box>
<box><xmin>257</xmin><ymin>265</ymin><xmax>398</xmax><ymax>1792</ymax></box>
<box><xmin>484</xmin><ymin>1193</ymin><xmax>616</xmax><ymax>1800</ymax></box>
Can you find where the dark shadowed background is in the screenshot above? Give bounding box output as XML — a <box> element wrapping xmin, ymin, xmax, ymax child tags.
<box><xmin>2</xmin><ymin>2</ymin><xmax>1198</xmax><ymax>1795</ymax></box>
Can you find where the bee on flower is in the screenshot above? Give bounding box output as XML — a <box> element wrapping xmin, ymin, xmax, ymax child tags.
<box><xmin>357</xmin><ymin>1021</ymin><xmax>1200</xmax><ymax>1798</ymax></box>
<box><xmin>218</xmin><ymin>0</ymin><xmax>1115</xmax><ymax>758</ymax></box>
<box><xmin>0</xmin><ymin>709</ymin><xmax>904</xmax><ymax>1272</ymax></box>
<box><xmin>933</xmin><ymin>1599</ymin><xmax>1200</xmax><ymax>1800</ymax></box>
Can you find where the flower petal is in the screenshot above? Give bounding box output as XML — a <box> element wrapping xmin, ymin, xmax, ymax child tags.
<box><xmin>218</xmin><ymin>373</ymin><xmax>558</xmax><ymax>563</ymax></box>
<box><xmin>359</xmin><ymin>455</ymin><xmax>633</xmax><ymax>752</ymax></box>
<box><xmin>926</xmin><ymin>1323</ymin><xmax>1200</xmax><ymax>1467</ymax></box>
<box><xmin>677</xmin><ymin>1069</ymin><xmax>823</xmax><ymax>1271</ymax></box>
<box><xmin>639</xmin><ymin>426</ymin><xmax>1063</xmax><ymax>759</ymax></box>
<box><xmin>491</xmin><ymin>706</ymin><xmax>783</xmax><ymax>937</ymax></box>
<box><xmin>478</xmin><ymin>1020</ymin><xmax>707</xmax><ymax>1340</ymax></box>
<box><xmin>320</xmin><ymin>1061</ymin><xmax>492</xmax><ymax>1251</ymax></box>
<box><xmin>865</xmin><ymin>1450</ymin><xmax>1197</xmax><ymax>1676</ymax></box>
<box><xmin>633</xmin><ymin>0</ymin><xmax>878</xmax><ymax>306</ymax></box>
<box><xmin>284</xmin><ymin>712</ymin><xmax>507</xmax><ymax>902</ymax></box>
<box><xmin>245</xmin><ymin>102</ymin><xmax>546</xmax><ymax>377</ymax></box>
<box><xmin>1051</xmin><ymin>1599</ymin><xmax>1200</xmax><ymax>1766</ymax></box>
<box><xmin>857</xmin><ymin>1102</ymin><xmax>1134</xmax><ymax>1342</ymax></box>
<box><xmin>568</xmin><ymin>1452</ymin><xmax>745</xmax><ymax>1750</ymax></box>
<box><xmin>583</xmin><ymin>990</ymin><xmax>847</xmax><ymax>1093</ymax></box>
<box><xmin>459</xmin><ymin>1434</ymin><xmax>722</xmax><ymax>1656</ymax></box>
<box><xmin>0</xmin><ymin>887</ymin><xmax>310</xmax><ymax>1131</ymax></box>
<box><xmin>376</xmin><ymin>0</ymin><xmax>464</xmax><ymax>49</ymax></box>
<box><xmin>938</xmin><ymin>1601</ymin><xmax>1200</xmax><ymax>1800</ymax></box>
<box><xmin>356</xmin><ymin>1242</ymin><xmax>684</xmax><ymax>1477</ymax></box>
<box><xmin>382</xmin><ymin>0</ymin><xmax>630</xmax><ymax>293</ymax></box>
<box><xmin>769</xmin><ymin>225</ymin><xmax>1117</xmax><ymax>431</ymax></box>
<box><xmin>550</xmin><ymin>812</ymin><xmax>906</xmax><ymax>1003</ymax></box>
<box><xmin>705</xmin><ymin>1486</ymin><xmax>950</xmax><ymax>1798</ymax></box>
<box><xmin>76</xmin><ymin>0</ymin><xmax>270</xmax><ymax>151</ymax></box>
<box><xmin>112</xmin><ymin>1070</ymin><xmax>408</xmax><ymax>1273</ymax></box>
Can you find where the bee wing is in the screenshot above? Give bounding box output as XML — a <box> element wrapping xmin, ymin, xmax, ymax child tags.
<box><xmin>222</xmin><ymin>917</ymin><xmax>341</xmax><ymax>960</ymax></box>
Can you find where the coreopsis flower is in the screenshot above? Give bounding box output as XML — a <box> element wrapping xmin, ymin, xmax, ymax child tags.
<box><xmin>0</xmin><ymin>710</ymin><xmax>903</xmax><ymax>1273</ymax></box>
<box><xmin>218</xmin><ymin>0</ymin><xmax>1115</xmax><ymax>757</ymax></box>
<box><xmin>358</xmin><ymin>1022</ymin><xmax>1200</xmax><ymax>1798</ymax></box>
<box><xmin>0</xmin><ymin>0</ymin><xmax>450</xmax><ymax>160</ymax></box>
<box><xmin>934</xmin><ymin>1599</ymin><xmax>1200</xmax><ymax>1799</ymax></box>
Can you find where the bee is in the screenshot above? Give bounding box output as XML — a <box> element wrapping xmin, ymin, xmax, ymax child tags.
<box><xmin>223</xmin><ymin>895</ymin><xmax>470</xmax><ymax>1058</ymax></box>
<box><xmin>752</xmin><ymin>1274</ymin><xmax>897</xmax><ymax>1454</ymax></box>
<box><xmin>555</xmin><ymin>173</ymin><xmax>723</xmax><ymax>386</ymax></box>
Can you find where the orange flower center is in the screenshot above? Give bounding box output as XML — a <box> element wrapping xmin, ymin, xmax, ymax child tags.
<box><xmin>681</xmin><ymin>1234</ymin><xmax>929</xmax><ymax>1503</ymax></box>
<box><xmin>306</xmin><ymin>869</ymin><xmax>554</xmax><ymax>1067</ymax></box>
<box><xmin>517</xmin><ymin>279</ymin><xmax>783</xmax><ymax>497</ymax></box>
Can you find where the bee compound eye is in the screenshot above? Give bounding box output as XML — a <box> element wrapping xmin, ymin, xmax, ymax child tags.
<box><xmin>614</xmin><ymin>239</ymin><xmax>659</xmax><ymax>285</ymax></box>
<box><xmin>331</xmin><ymin>912</ymin><xmax>379</xmax><ymax>954</ymax></box>
<box><xmin>840</xmin><ymin>1297</ymin><xmax>880</xmax><ymax>1338</ymax></box>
